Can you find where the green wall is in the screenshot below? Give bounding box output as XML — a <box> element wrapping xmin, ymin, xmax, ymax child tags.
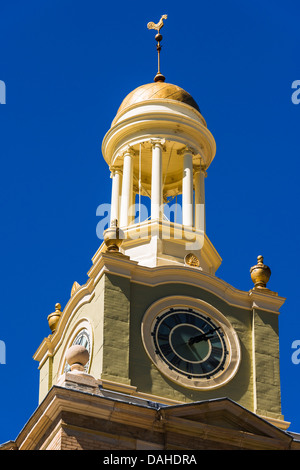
<box><xmin>103</xmin><ymin>273</ymin><xmax>282</xmax><ymax>418</ymax></box>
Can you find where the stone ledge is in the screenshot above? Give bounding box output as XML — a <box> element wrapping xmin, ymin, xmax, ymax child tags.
<box><xmin>56</xmin><ymin>371</ymin><xmax>102</xmax><ymax>395</ymax></box>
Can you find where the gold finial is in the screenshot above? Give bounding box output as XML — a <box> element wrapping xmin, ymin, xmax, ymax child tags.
<box><xmin>103</xmin><ymin>219</ymin><xmax>124</xmax><ymax>253</ymax></box>
<box><xmin>147</xmin><ymin>14</ymin><xmax>168</xmax><ymax>82</ymax></box>
<box><xmin>250</xmin><ymin>255</ymin><xmax>271</xmax><ymax>290</ymax></box>
<box><xmin>47</xmin><ymin>303</ymin><xmax>62</xmax><ymax>333</ymax></box>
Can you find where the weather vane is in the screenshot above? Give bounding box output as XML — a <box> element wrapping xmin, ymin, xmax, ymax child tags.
<box><xmin>147</xmin><ymin>14</ymin><xmax>168</xmax><ymax>82</ymax></box>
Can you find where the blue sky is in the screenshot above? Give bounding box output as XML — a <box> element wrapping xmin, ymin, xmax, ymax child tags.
<box><xmin>0</xmin><ymin>0</ymin><xmax>300</xmax><ymax>444</ymax></box>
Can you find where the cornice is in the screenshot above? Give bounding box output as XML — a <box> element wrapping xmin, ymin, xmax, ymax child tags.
<box><xmin>248</xmin><ymin>288</ymin><xmax>285</xmax><ymax>313</ymax></box>
<box><xmin>88</xmin><ymin>251</ymin><xmax>285</xmax><ymax>314</ymax></box>
<box><xmin>111</xmin><ymin>99</ymin><xmax>207</xmax><ymax>127</ymax></box>
<box><xmin>14</xmin><ymin>386</ymin><xmax>293</xmax><ymax>450</ymax></box>
<box><xmin>129</xmin><ymin>265</ymin><xmax>285</xmax><ymax>313</ymax></box>
<box><xmin>102</xmin><ymin>106</ymin><xmax>216</xmax><ymax>169</ymax></box>
<box><xmin>16</xmin><ymin>386</ymin><xmax>158</xmax><ymax>450</ymax></box>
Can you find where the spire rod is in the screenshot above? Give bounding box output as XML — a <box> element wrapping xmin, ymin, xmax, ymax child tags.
<box><xmin>147</xmin><ymin>14</ymin><xmax>167</xmax><ymax>82</ymax></box>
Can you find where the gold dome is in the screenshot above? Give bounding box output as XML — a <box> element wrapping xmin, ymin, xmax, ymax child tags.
<box><xmin>116</xmin><ymin>81</ymin><xmax>201</xmax><ymax>117</ymax></box>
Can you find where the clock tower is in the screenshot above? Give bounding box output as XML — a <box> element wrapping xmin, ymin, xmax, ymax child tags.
<box><xmin>3</xmin><ymin>16</ymin><xmax>299</xmax><ymax>451</ymax></box>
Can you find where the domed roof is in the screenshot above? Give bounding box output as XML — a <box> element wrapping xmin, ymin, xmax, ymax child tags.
<box><xmin>116</xmin><ymin>81</ymin><xmax>201</xmax><ymax>117</ymax></box>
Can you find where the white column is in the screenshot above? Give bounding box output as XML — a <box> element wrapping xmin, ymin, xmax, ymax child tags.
<box><xmin>182</xmin><ymin>149</ymin><xmax>194</xmax><ymax>227</ymax></box>
<box><xmin>194</xmin><ymin>166</ymin><xmax>206</xmax><ymax>231</ymax></box>
<box><xmin>150</xmin><ymin>139</ymin><xmax>164</xmax><ymax>220</ymax></box>
<box><xmin>120</xmin><ymin>149</ymin><xmax>133</xmax><ymax>228</ymax></box>
<box><xmin>110</xmin><ymin>168</ymin><xmax>121</xmax><ymax>225</ymax></box>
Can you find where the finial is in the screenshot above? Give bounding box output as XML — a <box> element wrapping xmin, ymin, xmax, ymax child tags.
<box><xmin>250</xmin><ymin>255</ymin><xmax>271</xmax><ymax>290</ymax></box>
<box><xmin>47</xmin><ymin>303</ymin><xmax>62</xmax><ymax>333</ymax></box>
<box><xmin>65</xmin><ymin>344</ymin><xmax>89</xmax><ymax>374</ymax></box>
<box><xmin>103</xmin><ymin>219</ymin><xmax>124</xmax><ymax>253</ymax></box>
<box><xmin>147</xmin><ymin>14</ymin><xmax>168</xmax><ymax>82</ymax></box>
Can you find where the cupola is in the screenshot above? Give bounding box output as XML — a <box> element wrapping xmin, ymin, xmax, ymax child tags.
<box><xmin>100</xmin><ymin>15</ymin><xmax>221</xmax><ymax>274</ymax></box>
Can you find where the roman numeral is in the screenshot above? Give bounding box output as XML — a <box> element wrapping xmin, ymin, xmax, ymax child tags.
<box><xmin>207</xmin><ymin>356</ymin><xmax>220</xmax><ymax>369</ymax></box>
<box><xmin>185</xmin><ymin>362</ymin><xmax>194</xmax><ymax>375</ymax></box>
<box><xmin>157</xmin><ymin>332</ymin><xmax>169</xmax><ymax>343</ymax></box>
<box><xmin>160</xmin><ymin>343</ymin><xmax>173</xmax><ymax>357</ymax></box>
<box><xmin>211</xmin><ymin>345</ymin><xmax>223</xmax><ymax>358</ymax></box>
<box><xmin>170</xmin><ymin>355</ymin><xmax>182</xmax><ymax>369</ymax></box>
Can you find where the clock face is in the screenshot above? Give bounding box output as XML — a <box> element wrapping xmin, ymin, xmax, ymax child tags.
<box><xmin>141</xmin><ymin>297</ymin><xmax>241</xmax><ymax>390</ymax></box>
<box><xmin>151</xmin><ymin>308</ymin><xmax>228</xmax><ymax>380</ymax></box>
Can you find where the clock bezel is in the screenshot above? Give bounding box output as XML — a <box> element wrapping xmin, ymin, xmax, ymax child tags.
<box><xmin>141</xmin><ymin>296</ymin><xmax>241</xmax><ymax>390</ymax></box>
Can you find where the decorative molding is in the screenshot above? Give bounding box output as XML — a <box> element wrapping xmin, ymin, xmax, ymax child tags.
<box><xmin>102</xmin><ymin>104</ymin><xmax>215</xmax><ymax>171</ymax></box>
<box><xmin>193</xmin><ymin>165</ymin><xmax>207</xmax><ymax>177</ymax></box>
<box><xmin>109</xmin><ymin>166</ymin><xmax>123</xmax><ymax>177</ymax></box>
<box><xmin>89</xmin><ymin>243</ymin><xmax>285</xmax><ymax>314</ymax></box>
<box><xmin>121</xmin><ymin>144</ymin><xmax>138</xmax><ymax>157</ymax></box>
<box><xmin>71</xmin><ymin>281</ymin><xmax>81</xmax><ymax>297</ymax></box>
<box><xmin>177</xmin><ymin>145</ymin><xmax>196</xmax><ymax>156</ymax></box>
<box><xmin>14</xmin><ymin>387</ymin><xmax>293</xmax><ymax>450</ymax></box>
<box><xmin>33</xmin><ymin>278</ymin><xmax>96</xmax><ymax>367</ymax></box>
<box><xmin>184</xmin><ymin>253</ymin><xmax>201</xmax><ymax>267</ymax></box>
<box><xmin>149</xmin><ymin>138</ymin><xmax>166</xmax><ymax>151</ymax></box>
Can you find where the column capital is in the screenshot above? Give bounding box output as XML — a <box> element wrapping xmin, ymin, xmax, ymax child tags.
<box><xmin>193</xmin><ymin>164</ymin><xmax>207</xmax><ymax>177</ymax></box>
<box><xmin>120</xmin><ymin>144</ymin><xmax>138</xmax><ymax>158</ymax></box>
<box><xmin>177</xmin><ymin>145</ymin><xmax>196</xmax><ymax>156</ymax></box>
<box><xmin>110</xmin><ymin>166</ymin><xmax>123</xmax><ymax>177</ymax></box>
<box><xmin>149</xmin><ymin>138</ymin><xmax>166</xmax><ymax>150</ymax></box>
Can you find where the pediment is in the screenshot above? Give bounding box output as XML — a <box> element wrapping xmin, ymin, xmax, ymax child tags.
<box><xmin>162</xmin><ymin>398</ymin><xmax>291</xmax><ymax>446</ymax></box>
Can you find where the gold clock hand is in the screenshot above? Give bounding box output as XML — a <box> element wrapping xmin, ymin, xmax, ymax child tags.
<box><xmin>188</xmin><ymin>327</ymin><xmax>221</xmax><ymax>345</ymax></box>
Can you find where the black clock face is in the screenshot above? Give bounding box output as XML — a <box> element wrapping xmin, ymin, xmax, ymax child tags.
<box><xmin>151</xmin><ymin>308</ymin><xmax>228</xmax><ymax>379</ymax></box>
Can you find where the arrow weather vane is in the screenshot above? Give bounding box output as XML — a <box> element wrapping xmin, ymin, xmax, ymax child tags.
<box><xmin>147</xmin><ymin>14</ymin><xmax>167</xmax><ymax>82</ymax></box>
